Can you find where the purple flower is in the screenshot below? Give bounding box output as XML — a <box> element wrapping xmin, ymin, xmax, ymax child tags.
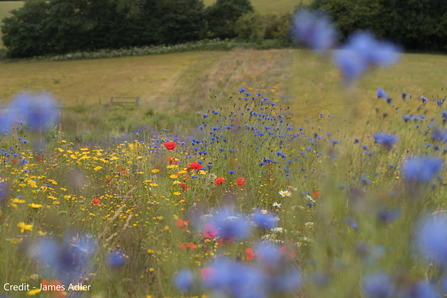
<box><xmin>292</xmin><ymin>9</ymin><xmax>337</xmax><ymax>53</ymax></box>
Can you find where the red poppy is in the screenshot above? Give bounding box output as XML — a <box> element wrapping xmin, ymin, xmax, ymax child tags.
<box><xmin>167</xmin><ymin>157</ymin><xmax>178</xmax><ymax>165</ymax></box>
<box><xmin>164</xmin><ymin>141</ymin><xmax>176</xmax><ymax>150</ymax></box>
<box><xmin>176</xmin><ymin>218</ymin><xmax>190</xmax><ymax>231</ymax></box>
<box><xmin>236</xmin><ymin>177</ymin><xmax>247</xmax><ymax>186</ymax></box>
<box><xmin>200</xmin><ymin>268</ymin><xmax>216</xmax><ymax>282</ymax></box>
<box><xmin>187</xmin><ymin>162</ymin><xmax>202</xmax><ymax>172</ymax></box>
<box><xmin>313</xmin><ymin>192</ymin><xmax>320</xmax><ymax>198</ymax></box>
<box><xmin>12</xmin><ymin>159</ymin><xmax>17</xmax><ymax>165</ymax></box>
<box><xmin>35</xmin><ymin>156</ymin><xmax>42</xmax><ymax>162</ymax></box>
<box><xmin>202</xmin><ymin>223</ymin><xmax>219</xmax><ymax>239</ymax></box>
<box><xmin>180</xmin><ymin>182</ymin><xmax>188</xmax><ymax>192</ymax></box>
<box><xmin>246</xmin><ymin>248</ymin><xmax>257</xmax><ymax>261</ymax></box>
<box><xmin>92</xmin><ymin>198</ymin><xmax>101</xmax><ymax>205</ymax></box>
<box><xmin>214</xmin><ymin>177</ymin><xmax>225</xmax><ymax>185</ymax></box>
<box><xmin>41</xmin><ymin>280</ymin><xmax>66</xmax><ymax>298</ymax></box>
<box><xmin>217</xmin><ymin>237</ymin><xmax>235</xmax><ymax>246</ymax></box>
<box><xmin>280</xmin><ymin>246</ymin><xmax>296</xmax><ymax>258</ymax></box>
<box><xmin>180</xmin><ymin>242</ymin><xmax>197</xmax><ymax>250</ymax></box>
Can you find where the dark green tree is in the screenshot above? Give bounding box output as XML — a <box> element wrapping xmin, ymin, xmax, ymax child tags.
<box><xmin>383</xmin><ymin>0</ymin><xmax>447</xmax><ymax>51</ymax></box>
<box><xmin>2</xmin><ymin>0</ymin><xmax>208</xmax><ymax>58</ymax></box>
<box><xmin>205</xmin><ymin>0</ymin><xmax>254</xmax><ymax>39</ymax></box>
<box><xmin>310</xmin><ymin>0</ymin><xmax>390</xmax><ymax>40</ymax></box>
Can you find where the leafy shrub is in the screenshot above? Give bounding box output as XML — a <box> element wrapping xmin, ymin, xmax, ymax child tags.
<box><xmin>234</xmin><ymin>12</ymin><xmax>292</xmax><ymax>43</ymax></box>
<box><xmin>1</xmin><ymin>0</ymin><xmax>207</xmax><ymax>58</ymax></box>
<box><xmin>205</xmin><ymin>0</ymin><xmax>254</xmax><ymax>39</ymax></box>
<box><xmin>310</xmin><ymin>0</ymin><xmax>447</xmax><ymax>51</ymax></box>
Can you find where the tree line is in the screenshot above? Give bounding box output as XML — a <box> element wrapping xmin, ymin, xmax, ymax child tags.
<box><xmin>2</xmin><ymin>0</ymin><xmax>447</xmax><ymax>58</ymax></box>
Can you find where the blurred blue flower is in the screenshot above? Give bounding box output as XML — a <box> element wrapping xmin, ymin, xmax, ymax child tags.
<box><xmin>29</xmin><ymin>234</ymin><xmax>97</xmax><ymax>284</ymax></box>
<box><xmin>404</xmin><ymin>157</ymin><xmax>443</xmax><ymax>182</ymax></box>
<box><xmin>203</xmin><ymin>257</ymin><xmax>265</xmax><ymax>298</ymax></box>
<box><xmin>333</xmin><ymin>31</ymin><xmax>400</xmax><ymax>84</ymax></box>
<box><xmin>377</xmin><ymin>88</ymin><xmax>387</xmax><ymax>99</ymax></box>
<box><xmin>377</xmin><ymin>208</ymin><xmax>401</xmax><ymax>224</ymax></box>
<box><xmin>252</xmin><ymin>210</ymin><xmax>278</xmax><ymax>230</ymax></box>
<box><xmin>362</xmin><ymin>272</ymin><xmax>394</xmax><ymax>298</ymax></box>
<box><xmin>373</xmin><ymin>133</ymin><xmax>398</xmax><ymax>148</ymax></box>
<box><xmin>0</xmin><ymin>93</ymin><xmax>59</xmax><ymax>131</ymax></box>
<box><xmin>270</xmin><ymin>269</ymin><xmax>302</xmax><ymax>292</ymax></box>
<box><xmin>416</xmin><ymin>216</ymin><xmax>447</xmax><ymax>267</ymax></box>
<box><xmin>106</xmin><ymin>250</ymin><xmax>127</xmax><ymax>268</ymax></box>
<box><xmin>209</xmin><ymin>208</ymin><xmax>252</xmax><ymax>241</ymax></box>
<box><xmin>256</xmin><ymin>243</ymin><xmax>281</xmax><ymax>269</ymax></box>
<box><xmin>291</xmin><ymin>9</ymin><xmax>337</xmax><ymax>53</ymax></box>
<box><xmin>174</xmin><ymin>270</ymin><xmax>194</xmax><ymax>292</ymax></box>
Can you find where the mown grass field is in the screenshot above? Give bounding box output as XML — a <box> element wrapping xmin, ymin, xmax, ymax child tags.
<box><xmin>2</xmin><ymin>48</ymin><xmax>447</xmax><ymax>134</ymax></box>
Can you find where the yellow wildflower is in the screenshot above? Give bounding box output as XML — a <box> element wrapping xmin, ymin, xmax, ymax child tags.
<box><xmin>27</xmin><ymin>289</ymin><xmax>41</xmax><ymax>295</ymax></box>
<box><xmin>17</xmin><ymin>222</ymin><xmax>33</xmax><ymax>233</ymax></box>
<box><xmin>29</xmin><ymin>203</ymin><xmax>43</xmax><ymax>209</ymax></box>
<box><xmin>151</xmin><ymin>169</ymin><xmax>160</xmax><ymax>173</ymax></box>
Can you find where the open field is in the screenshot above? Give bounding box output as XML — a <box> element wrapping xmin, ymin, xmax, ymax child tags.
<box><xmin>1</xmin><ymin>48</ymin><xmax>447</xmax><ymax>296</ymax></box>
<box><xmin>2</xmin><ymin>48</ymin><xmax>447</xmax><ymax>132</ymax></box>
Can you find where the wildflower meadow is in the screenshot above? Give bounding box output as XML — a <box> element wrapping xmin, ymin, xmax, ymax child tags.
<box><xmin>2</xmin><ymin>8</ymin><xmax>447</xmax><ymax>298</ymax></box>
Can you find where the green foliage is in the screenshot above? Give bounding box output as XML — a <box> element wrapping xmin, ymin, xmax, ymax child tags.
<box><xmin>311</xmin><ymin>0</ymin><xmax>447</xmax><ymax>51</ymax></box>
<box><xmin>234</xmin><ymin>11</ymin><xmax>292</xmax><ymax>43</ymax></box>
<box><xmin>309</xmin><ymin>0</ymin><xmax>390</xmax><ymax>40</ymax></box>
<box><xmin>383</xmin><ymin>0</ymin><xmax>447</xmax><ymax>51</ymax></box>
<box><xmin>2</xmin><ymin>0</ymin><xmax>207</xmax><ymax>58</ymax></box>
<box><xmin>205</xmin><ymin>0</ymin><xmax>255</xmax><ymax>39</ymax></box>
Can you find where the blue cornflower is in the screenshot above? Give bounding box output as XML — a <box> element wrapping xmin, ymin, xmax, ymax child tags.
<box><xmin>252</xmin><ymin>210</ymin><xmax>278</xmax><ymax>230</ymax></box>
<box><xmin>213</xmin><ymin>111</ymin><xmax>219</xmax><ymax>115</ymax></box>
<box><xmin>174</xmin><ymin>270</ymin><xmax>194</xmax><ymax>292</ymax></box>
<box><xmin>373</xmin><ymin>133</ymin><xmax>398</xmax><ymax>148</ymax></box>
<box><xmin>333</xmin><ymin>31</ymin><xmax>400</xmax><ymax>84</ymax></box>
<box><xmin>291</xmin><ymin>9</ymin><xmax>337</xmax><ymax>53</ymax></box>
<box><xmin>256</xmin><ymin>243</ymin><xmax>282</xmax><ymax>269</ymax></box>
<box><xmin>404</xmin><ymin>157</ymin><xmax>443</xmax><ymax>182</ymax></box>
<box><xmin>377</xmin><ymin>208</ymin><xmax>401</xmax><ymax>224</ymax></box>
<box><xmin>416</xmin><ymin>216</ymin><xmax>447</xmax><ymax>267</ymax></box>
<box><xmin>203</xmin><ymin>113</ymin><xmax>208</xmax><ymax>118</ymax></box>
<box><xmin>362</xmin><ymin>272</ymin><xmax>394</xmax><ymax>298</ymax></box>
<box><xmin>228</xmin><ymin>170</ymin><xmax>235</xmax><ymax>174</ymax></box>
<box><xmin>270</xmin><ymin>102</ymin><xmax>276</xmax><ymax>106</ymax></box>
<box><xmin>209</xmin><ymin>208</ymin><xmax>252</xmax><ymax>241</ymax></box>
<box><xmin>106</xmin><ymin>250</ymin><xmax>127</xmax><ymax>268</ymax></box>
<box><xmin>376</xmin><ymin>88</ymin><xmax>387</xmax><ymax>99</ymax></box>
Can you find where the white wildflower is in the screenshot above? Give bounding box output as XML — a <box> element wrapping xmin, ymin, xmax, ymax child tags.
<box><xmin>273</xmin><ymin>202</ymin><xmax>281</xmax><ymax>208</ymax></box>
<box><xmin>279</xmin><ymin>190</ymin><xmax>292</xmax><ymax>197</ymax></box>
<box><xmin>306</xmin><ymin>195</ymin><xmax>316</xmax><ymax>203</ymax></box>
